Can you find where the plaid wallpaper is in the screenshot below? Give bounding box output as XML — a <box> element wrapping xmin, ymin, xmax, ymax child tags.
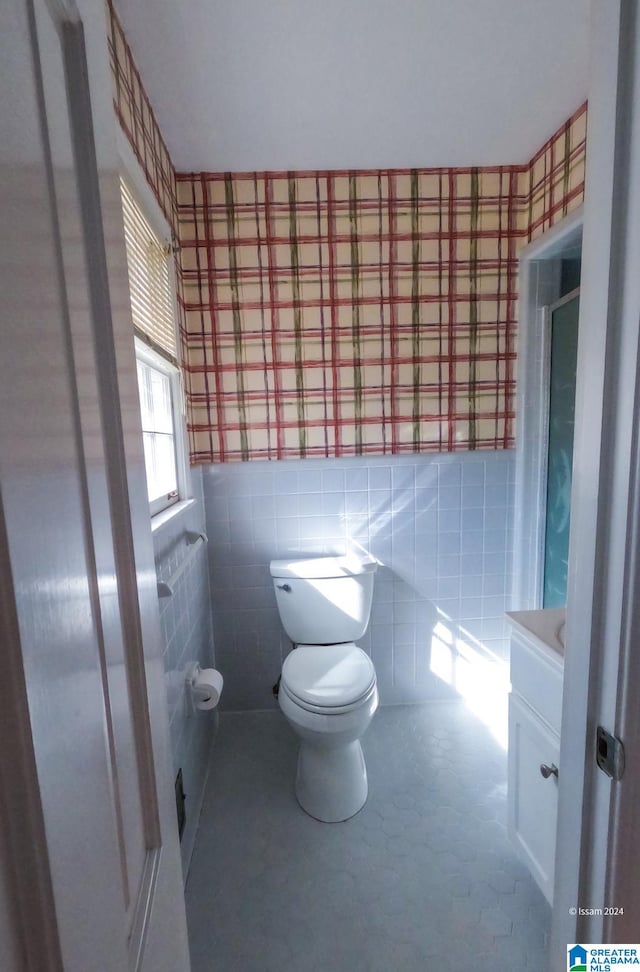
<box><xmin>106</xmin><ymin>0</ymin><xmax>178</xmax><ymax>235</ymax></box>
<box><xmin>177</xmin><ymin>168</ymin><xmax>524</xmax><ymax>461</ymax></box>
<box><xmin>107</xmin><ymin>4</ymin><xmax>586</xmax><ymax>463</ymax></box>
<box><xmin>176</xmin><ymin>104</ymin><xmax>586</xmax><ymax>462</ymax></box>
<box><xmin>525</xmin><ymin>103</ymin><xmax>587</xmax><ymax>244</ymax></box>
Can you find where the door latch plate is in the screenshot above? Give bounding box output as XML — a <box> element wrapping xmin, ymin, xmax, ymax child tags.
<box><xmin>596</xmin><ymin>725</ymin><xmax>625</xmax><ymax>780</ymax></box>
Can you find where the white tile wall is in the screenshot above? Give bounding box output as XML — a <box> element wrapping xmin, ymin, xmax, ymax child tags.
<box><xmin>153</xmin><ymin>467</ymin><xmax>216</xmax><ymax>876</ymax></box>
<box><xmin>203</xmin><ymin>452</ymin><xmax>515</xmax><ymax>710</ymax></box>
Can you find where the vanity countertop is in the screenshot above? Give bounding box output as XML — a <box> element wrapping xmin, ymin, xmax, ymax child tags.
<box><xmin>506</xmin><ymin>607</ymin><xmax>566</xmax><ymax>661</ymax></box>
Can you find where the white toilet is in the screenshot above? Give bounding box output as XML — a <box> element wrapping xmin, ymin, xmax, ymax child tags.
<box><xmin>270</xmin><ymin>552</ymin><xmax>378</xmax><ymax>823</ymax></box>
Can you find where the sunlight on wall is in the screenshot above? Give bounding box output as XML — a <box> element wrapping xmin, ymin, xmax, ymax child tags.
<box><xmin>304</xmin><ymin>576</ymin><xmax>365</xmax><ymax>623</ymax></box>
<box><xmin>430</xmin><ymin>617</ymin><xmax>509</xmax><ymax>749</ymax></box>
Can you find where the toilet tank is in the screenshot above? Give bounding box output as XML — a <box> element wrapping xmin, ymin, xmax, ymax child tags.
<box><xmin>270</xmin><ymin>553</ymin><xmax>377</xmax><ymax>645</ymax></box>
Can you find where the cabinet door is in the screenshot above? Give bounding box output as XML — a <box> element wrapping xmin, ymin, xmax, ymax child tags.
<box><xmin>508</xmin><ymin>694</ymin><xmax>560</xmax><ymax>904</ymax></box>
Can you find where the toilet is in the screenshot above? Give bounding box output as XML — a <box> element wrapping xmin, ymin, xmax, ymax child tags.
<box><xmin>270</xmin><ymin>552</ymin><xmax>378</xmax><ymax>822</ymax></box>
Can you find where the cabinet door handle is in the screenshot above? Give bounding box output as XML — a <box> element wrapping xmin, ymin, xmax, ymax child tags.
<box><xmin>540</xmin><ymin>762</ymin><xmax>559</xmax><ymax>779</ymax></box>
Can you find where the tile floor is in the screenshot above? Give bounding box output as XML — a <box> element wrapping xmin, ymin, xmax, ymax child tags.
<box><xmin>185</xmin><ymin>701</ymin><xmax>550</xmax><ymax>971</ymax></box>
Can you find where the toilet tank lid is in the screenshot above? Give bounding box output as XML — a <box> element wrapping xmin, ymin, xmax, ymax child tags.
<box><xmin>269</xmin><ymin>553</ymin><xmax>377</xmax><ymax>579</ymax></box>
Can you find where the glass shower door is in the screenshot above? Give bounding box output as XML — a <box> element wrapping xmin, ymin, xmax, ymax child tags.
<box><xmin>543</xmin><ymin>290</ymin><xmax>580</xmax><ymax>608</ymax></box>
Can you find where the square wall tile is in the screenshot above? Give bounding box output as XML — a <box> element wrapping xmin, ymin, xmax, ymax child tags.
<box><xmin>368</xmin><ymin>466</ymin><xmax>391</xmax><ymax>490</ymax></box>
<box><xmin>203</xmin><ymin>451</ymin><xmax>515</xmax><ymax>709</ymax></box>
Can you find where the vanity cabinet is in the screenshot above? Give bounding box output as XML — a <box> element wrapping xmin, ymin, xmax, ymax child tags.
<box><xmin>506</xmin><ymin>611</ymin><xmax>565</xmax><ymax>905</ymax></box>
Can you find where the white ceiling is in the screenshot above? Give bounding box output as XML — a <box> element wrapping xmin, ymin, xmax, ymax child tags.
<box><xmin>113</xmin><ymin>0</ymin><xmax>590</xmax><ymax>173</ymax></box>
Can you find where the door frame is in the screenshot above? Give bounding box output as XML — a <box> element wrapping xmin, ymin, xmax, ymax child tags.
<box><xmin>513</xmin><ymin>209</ymin><xmax>583</xmax><ymax>612</ymax></box>
<box><xmin>583</xmin><ymin>0</ymin><xmax>640</xmax><ymax>944</ymax></box>
<box><xmin>551</xmin><ymin>0</ymin><xmax>640</xmax><ymax>956</ymax></box>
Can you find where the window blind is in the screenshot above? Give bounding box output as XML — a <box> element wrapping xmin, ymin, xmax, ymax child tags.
<box><xmin>120</xmin><ymin>177</ymin><xmax>178</xmax><ymax>362</ymax></box>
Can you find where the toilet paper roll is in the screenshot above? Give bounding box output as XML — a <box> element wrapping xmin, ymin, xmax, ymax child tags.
<box><xmin>193</xmin><ymin>668</ymin><xmax>224</xmax><ymax>710</ymax></box>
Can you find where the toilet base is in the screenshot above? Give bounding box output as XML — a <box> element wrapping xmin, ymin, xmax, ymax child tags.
<box><xmin>295</xmin><ymin>739</ymin><xmax>368</xmax><ymax>823</ymax></box>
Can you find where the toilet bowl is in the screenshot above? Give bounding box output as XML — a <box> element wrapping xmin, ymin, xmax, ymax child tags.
<box><xmin>279</xmin><ymin>642</ymin><xmax>378</xmax><ymax>822</ymax></box>
<box><xmin>270</xmin><ymin>554</ymin><xmax>378</xmax><ymax>822</ymax></box>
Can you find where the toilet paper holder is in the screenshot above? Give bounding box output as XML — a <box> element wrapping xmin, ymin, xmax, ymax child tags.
<box><xmin>185</xmin><ymin>662</ymin><xmax>223</xmax><ymax>712</ymax></box>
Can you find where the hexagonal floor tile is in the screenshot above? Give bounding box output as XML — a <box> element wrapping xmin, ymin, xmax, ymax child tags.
<box><xmin>186</xmin><ymin>701</ymin><xmax>550</xmax><ymax>972</ymax></box>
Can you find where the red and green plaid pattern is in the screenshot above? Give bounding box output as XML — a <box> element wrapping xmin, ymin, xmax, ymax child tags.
<box><xmin>525</xmin><ymin>103</ymin><xmax>587</xmax><ymax>243</ymax></box>
<box><xmin>107</xmin><ymin>2</ymin><xmax>586</xmax><ymax>464</ymax></box>
<box><xmin>176</xmin><ymin>117</ymin><xmax>585</xmax><ymax>464</ymax></box>
<box><xmin>106</xmin><ymin>0</ymin><xmax>177</xmax><ymax>235</ymax></box>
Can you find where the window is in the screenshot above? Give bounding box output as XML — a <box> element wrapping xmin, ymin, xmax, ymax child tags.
<box><xmin>136</xmin><ymin>341</ymin><xmax>183</xmax><ymax>515</ymax></box>
<box><xmin>120</xmin><ymin>176</ymin><xmax>185</xmax><ymax>515</ymax></box>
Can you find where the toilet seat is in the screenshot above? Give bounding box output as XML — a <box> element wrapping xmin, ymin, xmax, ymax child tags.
<box><xmin>281</xmin><ymin>643</ymin><xmax>376</xmax><ymax>715</ymax></box>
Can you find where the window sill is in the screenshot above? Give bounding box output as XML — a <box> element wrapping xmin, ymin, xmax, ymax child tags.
<box><xmin>151</xmin><ymin>498</ymin><xmax>197</xmax><ymax>535</ymax></box>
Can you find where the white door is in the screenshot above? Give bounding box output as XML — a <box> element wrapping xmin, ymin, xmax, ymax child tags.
<box><xmin>0</xmin><ymin>0</ymin><xmax>190</xmax><ymax>969</ymax></box>
<box><xmin>552</xmin><ymin>0</ymin><xmax>640</xmax><ymax>957</ymax></box>
<box><xmin>585</xmin><ymin>0</ymin><xmax>640</xmax><ymax>942</ymax></box>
